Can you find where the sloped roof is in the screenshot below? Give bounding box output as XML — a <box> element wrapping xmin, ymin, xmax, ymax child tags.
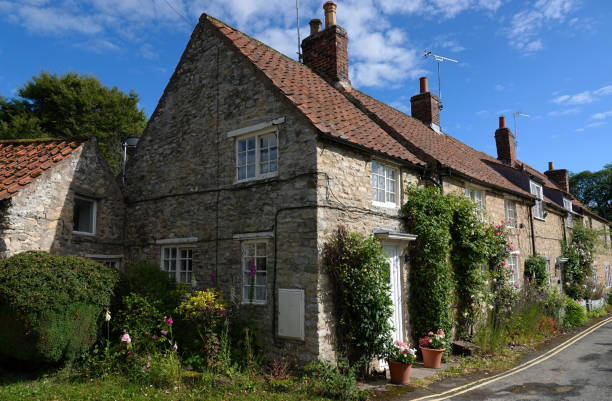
<box><xmin>204</xmin><ymin>16</ymin><xmax>609</xmax><ymax>224</ymax></box>
<box><xmin>206</xmin><ymin>16</ymin><xmax>424</xmax><ymax>166</ymax></box>
<box><xmin>0</xmin><ymin>139</ymin><xmax>85</xmax><ymax>200</ymax></box>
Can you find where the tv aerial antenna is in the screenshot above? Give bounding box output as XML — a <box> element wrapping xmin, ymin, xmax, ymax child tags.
<box><xmin>424</xmin><ymin>51</ymin><xmax>458</xmax><ymax>110</ymax></box>
<box><xmin>513</xmin><ymin>111</ymin><xmax>530</xmax><ymax>150</ymax></box>
<box><xmin>296</xmin><ymin>0</ymin><xmax>303</xmax><ymax>62</ymax></box>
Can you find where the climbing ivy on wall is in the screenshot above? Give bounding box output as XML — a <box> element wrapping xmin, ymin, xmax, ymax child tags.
<box><xmin>403</xmin><ymin>185</ymin><xmax>515</xmax><ymax>343</ymax></box>
<box><xmin>403</xmin><ymin>185</ymin><xmax>454</xmax><ymax>345</ymax></box>
<box><xmin>563</xmin><ymin>224</ymin><xmax>599</xmax><ymax>299</ymax></box>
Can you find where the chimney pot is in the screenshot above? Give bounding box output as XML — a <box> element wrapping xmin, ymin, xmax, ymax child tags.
<box><xmin>499</xmin><ymin>116</ymin><xmax>506</xmax><ymax>129</ymax></box>
<box><xmin>323</xmin><ymin>1</ymin><xmax>337</xmax><ymax>28</ymax></box>
<box><xmin>419</xmin><ymin>77</ymin><xmax>428</xmax><ymax>93</ymax></box>
<box><xmin>309</xmin><ymin>19</ymin><xmax>322</xmax><ymax>36</ymax></box>
<box><xmin>548</xmin><ymin>161</ymin><xmax>554</xmax><ymax>170</ymax></box>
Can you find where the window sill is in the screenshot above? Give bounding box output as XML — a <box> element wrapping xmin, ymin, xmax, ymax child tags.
<box><xmin>372</xmin><ymin>201</ymin><xmax>399</xmax><ymax>209</ymax></box>
<box><xmin>73</xmin><ymin>231</ymin><xmax>96</xmax><ymax>236</ymax></box>
<box><xmin>241</xmin><ymin>301</ymin><xmax>267</xmax><ymax>306</ymax></box>
<box><xmin>234</xmin><ymin>173</ymin><xmax>279</xmax><ymax>185</ymax></box>
<box><xmin>533</xmin><ymin>216</ymin><xmax>546</xmax><ymax>222</ymax></box>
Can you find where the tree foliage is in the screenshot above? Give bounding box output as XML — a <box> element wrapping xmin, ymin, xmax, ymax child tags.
<box><xmin>569</xmin><ymin>163</ymin><xmax>612</xmax><ymax>220</ymax></box>
<box><xmin>0</xmin><ymin>72</ymin><xmax>147</xmax><ymax>173</ymax></box>
<box><xmin>524</xmin><ymin>254</ymin><xmax>549</xmax><ymax>289</ymax></box>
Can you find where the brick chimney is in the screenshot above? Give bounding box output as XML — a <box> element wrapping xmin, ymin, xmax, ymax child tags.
<box><xmin>494</xmin><ymin>116</ymin><xmax>516</xmax><ymax>166</ymax></box>
<box><xmin>301</xmin><ymin>1</ymin><xmax>350</xmax><ymax>87</ymax></box>
<box><xmin>544</xmin><ymin>161</ymin><xmax>570</xmax><ymax>192</ymax></box>
<box><xmin>410</xmin><ymin>77</ymin><xmax>441</xmax><ymax>130</ymax></box>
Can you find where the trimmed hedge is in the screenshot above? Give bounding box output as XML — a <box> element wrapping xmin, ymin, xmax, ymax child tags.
<box><xmin>0</xmin><ymin>251</ymin><xmax>118</xmax><ymax>363</ymax></box>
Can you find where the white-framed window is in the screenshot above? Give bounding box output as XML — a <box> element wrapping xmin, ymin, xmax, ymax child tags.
<box><xmin>161</xmin><ymin>246</ymin><xmax>193</xmax><ymax>284</ymax></box>
<box><xmin>73</xmin><ymin>195</ymin><xmax>97</xmax><ymax>235</ymax></box>
<box><xmin>605</xmin><ymin>265</ymin><xmax>610</xmax><ymax>288</ymax></box>
<box><xmin>235</xmin><ymin>129</ymin><xmax>278</xmax><ymax>182</ymax></box>
<box><xmin>563</xmin><ymin>198</ymin><xmax>573</xmax><ymax>228</ymax></box>
<box><xmin>505</xmin><ymin>199</ymin><xmax>517</xmax><ymax>228</ymax></box>
<box><xmin>242</xmin><ymin>241</ymin><xmax>268</xmax><ymax>304</ymax></box>
<box><xmin>371</xmin><ymin>161</ymin><xmax>397</xmax><ymax>207</ymax></box>
<box><xmin>465</xmin><ymin>186</ymin><xmax>485</xmax><ymax>218</ymax></box>
<box><xmin>508</xmin><ymin>252</ymin><xmax>520</xmax><ymax>288</ymax></box>
<box><xmin>530</xmin><ymin>181</ymin><xmax>544</xmax><ymax>220</ymax></box>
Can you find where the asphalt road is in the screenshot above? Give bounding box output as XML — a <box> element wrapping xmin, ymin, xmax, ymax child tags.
<box><xmin>402</xmin><ymin>316</ymin><xmax>612</xmax><ymax>401</ymax></box>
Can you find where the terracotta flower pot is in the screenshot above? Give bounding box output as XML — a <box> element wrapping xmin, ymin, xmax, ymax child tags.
<box><xmin>420</xmin><ymin>347</ymin><xmax>445</xmax><ymax>369</ymax></box>
<box><xmin>388</xmin><ymin>359</ymin><xmax>412</xmax><ymax>384</ymax></box>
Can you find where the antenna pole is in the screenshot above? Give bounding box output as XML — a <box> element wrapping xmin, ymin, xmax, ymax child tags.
<box><xmin>296</xmin><ymin>0</ymin><xmax>302</xmax><ymax>62</ymax></box>
<box><xmin>513</xmin><ymin>111</ymin><xmax>530</xmax><ymax>150</ymax></box>
<box><xmin>424</xmin><ymin>51</ymin><xmax>458</xmax><ymax>111</ymax></box>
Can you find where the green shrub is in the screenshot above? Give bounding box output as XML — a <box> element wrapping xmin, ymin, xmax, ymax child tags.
<box><xmin>322</xmin><ymin>226</ymin><xmax>393</xmax><ymax>373</ymax></box>
<box><xmin>563</xmin><ymin>297</ymin><xmax>587</xmax><ymax>328</ymax></box>
<box><xmin>113</xmin><ymin>262</ymin><xmax>189</xmax><ymax>315</ymax></box>
<box><xmin>145</xmin><ymin>351</ymin><xmax>181</xmax><ymax>388</ymax></box>
<box><xmin>303</xmin><ymin>359</ymin><xmax>368</xmax><ymax>401</ymax></box>
<box><xmin>586</xmin><ymin>306</ymin><xmax>607</xmax><ymax>319</ymax></box>
<box><xmin>0</xmin><ymin>251</ymin><xmax>118</xmax><ymax>363</ymax></box>
<box><xmin>524</xmin><ymin>255</ymin><xmax>549</xmax><ymax>288</ymax></box>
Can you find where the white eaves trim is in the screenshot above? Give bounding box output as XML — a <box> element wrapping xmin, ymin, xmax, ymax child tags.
<box><xmin>233</xmin><ymin>231</ymin><xmax>274</xmax><ymax>240</ymax></box>
<box><xmin>226</xmin><ymin>117</ymin><xmax>286</xmax><ymax>138</ymax></box>
<box><xmin>85</xmin><ymin>254</ymin><xmax>123</xmax><ymax>259</ymax></box>
<box><xmin>372</xmin><ymin>228</ymin><xmax>417</xmax><ymax>242</ymax></box>
<box><xmin>155</xmin><ymin>237</ymin><xmax>198</xmax><ymax>245</ymax></box>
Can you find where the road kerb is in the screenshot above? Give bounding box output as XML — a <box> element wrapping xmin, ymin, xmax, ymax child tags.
<box><xmin>410</xmin><ymin>315</ymin><xmax>612</xmax><ymax>401</ymax></box>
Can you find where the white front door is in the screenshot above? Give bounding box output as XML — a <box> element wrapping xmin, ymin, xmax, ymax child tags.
<box><xmin>384</xmin><ymin>244</ymin><xmax>403</xmax><ymax>343</ymax></box>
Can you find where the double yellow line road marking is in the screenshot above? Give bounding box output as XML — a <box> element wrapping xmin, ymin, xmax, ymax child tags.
<box><xmin>412</xmin><ymin>315</ymin><xmax>612</xmax><ymax>401</ymax></box>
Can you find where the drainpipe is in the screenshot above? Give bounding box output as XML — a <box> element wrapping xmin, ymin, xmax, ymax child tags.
<box><xmin>528</xmin><ymin>201</ymin><xmax>536</xmax><ymax>255</ymax></box>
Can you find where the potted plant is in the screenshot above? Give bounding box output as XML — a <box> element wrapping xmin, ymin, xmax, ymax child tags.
<box><xmin>385</xmin><ymin>340</ymin><xmax>417</xmax><ymax>384</ymax></box>
<box><xmin>418</xmin><ymin>329</ymin><xmax>448</xmax><ymax>369</ymax></box>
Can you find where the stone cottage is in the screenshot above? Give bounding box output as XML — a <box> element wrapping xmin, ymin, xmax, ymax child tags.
<box><xmin>0</xmin><ymin>138</ymin><xmax>124</xmax><ymax>266</ymax></box>
<box><xmin>1</xmin><ymin>2</ymin><xmax>610</xmax><ymax>365</ymax></box>
<box><xmin>120</xmin><ymin>1</ymin><xmax>611</xmax><ymax>364</ymax></box>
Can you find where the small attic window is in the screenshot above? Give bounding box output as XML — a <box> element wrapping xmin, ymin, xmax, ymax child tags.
<box><xmin>73</xmin><ymin>195</ymin><xmax>97</xmax><ymax>235</ymax></box>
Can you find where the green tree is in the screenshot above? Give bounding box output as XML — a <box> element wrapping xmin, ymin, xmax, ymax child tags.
<box><xmin>569</xmin><ymin>163</ymin><xmax>612</xmax><ymax>220</ymax></box>
<box><xmin>0</xmin><ymin>72</ymin><xmax>147</xmax><ymax>173</ymax></box>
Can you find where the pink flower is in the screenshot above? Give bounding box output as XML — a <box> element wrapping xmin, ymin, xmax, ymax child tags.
<box><xmin>152</xmin><ymin>335</ymin><xmax>158</xmax><ymax>340</ymax></box>
<box><xmin>161</xmin><ymin>330</ymin><xmax>168</xmax><ymax>335</ymax></box>
<box><xmin>167</xmin><ymin>317</ymin><xmax>173</xmax><ymax>325</ymax></box>
<box><xmin>428</xmin><ymin>331</ymin><xmax>434</xmax><ymax>336</ymax></box>
<box><xmin>437</xmin><ymin>329</ymin><xmax>445</xmax><ymax>337</ymax></box>
<box><xmin>173</xmin><ymin>343</ymin><xmax>178</xmax><ymax>351</ymax></box>
<box><xmin>121</xmin><ymin>333</ymin><xmax>131</xmax><ymax>343</ymax></box>
<box><xmin>565</xmin><ymin>282</ymin><xmax>570</xmax><ymax>286</ymax></box>
<box><xmin>512</xmin><ymin>269</ymin><xmax>516</xmax><ymax>273</ymax></box>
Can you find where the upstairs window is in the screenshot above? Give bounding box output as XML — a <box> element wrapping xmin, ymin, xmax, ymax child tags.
<box><xmin>73</xmin><ymin>195</ymin><xmax>97</xmax><ymax>235</ymax></box>
<box><xmin>236</xmin><ymin>131</ymin><xmax>278</xmax><ymax>182</ymax></box>
<box><xmin>530</xmin><ymin>181</ymin><xmax>544</xmax><ymax>219</ymax></box>
<box><xmin>372</xmin><ymin>161</ymin><xmax>397</xmax><ymax>207</ymax></box>
<box><xmin>161</xmin><ymin>246</ymin><xmax>193</xmax><ymax>284</ymax></box>
<box><xmin>465</xmin><ymin>186</ymin><xmax>485</xmax><ymax>218</ymax></box>
<box><xmin>505</xmin><ymin>200</ymin><xmax>517</xmax><ymax>228</ymax></box>
<box><xmin>563</xmin><ymin>198</ymin><xmax>573</xmax><ymax>228</ymax></box>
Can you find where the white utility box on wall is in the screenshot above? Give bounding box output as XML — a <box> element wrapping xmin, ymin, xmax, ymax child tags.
<box><xmin>277</xmin><ymin>288</ymin><xmax>305</xmax><ymax>341</ymax></box>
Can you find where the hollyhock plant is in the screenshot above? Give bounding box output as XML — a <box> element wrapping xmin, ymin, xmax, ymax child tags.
<box><xmin>121</xmin><ymin>333</ymin><xmax>131</xmax><ymax>343</ymax></box>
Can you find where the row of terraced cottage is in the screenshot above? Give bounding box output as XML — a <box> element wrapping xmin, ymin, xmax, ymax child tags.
<box><xmin>0</xmin><ymin>1</ymin><xmax>610</xmax><ymax>364</ymax></box>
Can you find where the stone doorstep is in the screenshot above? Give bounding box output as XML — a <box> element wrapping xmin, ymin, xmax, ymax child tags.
<box><xmin>359</xmin><ymin>359</ymin><xmax>460</xmax><ymax>391</ymax></box>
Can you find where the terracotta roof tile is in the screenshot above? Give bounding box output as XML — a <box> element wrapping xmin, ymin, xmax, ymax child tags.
<box><xmin>206</xmin><ymin>16</ymin><xmax>424</xmax><ymax>166</ymax></box>
<box><xmin>0</xmin><ymin>139</ymin><xmax>85</xmax><ymax>200</ymax></box>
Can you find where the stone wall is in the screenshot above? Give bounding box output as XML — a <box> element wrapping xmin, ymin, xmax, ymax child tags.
<box><xmin>124</xmin><ymin>20</ymin><xmax>322</xmax><ymax>363</ymax></box>
<box><xmin>0</xmin><ymin>140</ymin><xmax>125</xmax><ymax>259</ymax></box>
<box><xmin>316</xmin><ymin>140</ymin><xmax>420</xmax><ymax>360</ymax></box>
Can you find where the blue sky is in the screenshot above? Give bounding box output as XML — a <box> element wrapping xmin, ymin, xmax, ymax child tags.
<box><xmin>1</xmin><ymin>0</ymin><xmax>611</xmax><ymax>173</ymax></box>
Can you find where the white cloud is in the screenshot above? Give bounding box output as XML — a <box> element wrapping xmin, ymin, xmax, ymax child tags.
<box><xmin>79</xmin><ymin>38</ymin><xmax>120</xmax><ymax>53</ymax></box>
<box><xmin>475</xmin><ymin>110</ymin><xmax>488</xmax><ymax>116</ymax></box>
<box><xmin>547</xmin><ymin>108</ymin><xmax>579</xmax><ymax>117</ymax></box>
<box><xmin>505</xmin><ymin>0</ymin><xmax>579</xmax><ymax>54</ymax></box>
<box><xmin>586</xmin><ymin>121</ymin><xmax>606</xmax><ymax>128</ymax></box>
<box><xmin>494</xmin><ymin>84</ymin><xmax>504</xmax><ymax>91</ymax></box>
<box><xmin>590</xmin><ymin>110</ymin><xmax>612</xmax><ymax>120</ymax></box>
<box><xmin>139</xmin><ymin>43</ymin><xmax>158</xmax><ymax>60</ymax></box>
<box><xmin>553</xmin><ymin>84</ymin><xmax>612</xmax><ymax>105</ymax></box>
